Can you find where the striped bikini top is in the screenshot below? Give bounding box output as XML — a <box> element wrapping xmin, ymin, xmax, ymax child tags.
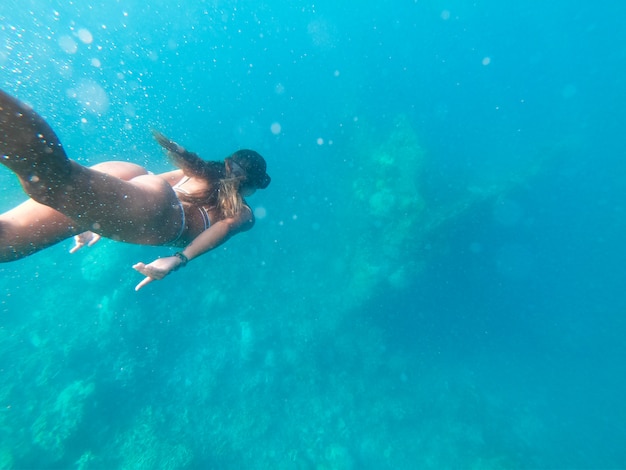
<box><xmin>173</xmin><ymin>176</ymin><xmax>211</xmax><ymax>231</ymax></box>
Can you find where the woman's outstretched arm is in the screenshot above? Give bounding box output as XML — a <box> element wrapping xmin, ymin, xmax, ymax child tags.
<box><xmin>132</xmin><ymin>208</ymin><xmax>254</xmax><ymax>291</ymax></box>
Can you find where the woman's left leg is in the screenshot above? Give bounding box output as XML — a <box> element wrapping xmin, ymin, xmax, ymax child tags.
<box><xmin>0</xmin><ymin>90</ymin><xmax>182</xmax><ymax>257</ymax></box>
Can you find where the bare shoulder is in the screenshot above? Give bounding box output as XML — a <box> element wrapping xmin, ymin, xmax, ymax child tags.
<box><xmin>223</xmin><ymin>205</ymin><xmax>255</xmax><ymax>233</ymax></box>
<box><xmin>238</xmin><ymin>205</ymin><xmax>255</xmax><ymax>232</ymax></box>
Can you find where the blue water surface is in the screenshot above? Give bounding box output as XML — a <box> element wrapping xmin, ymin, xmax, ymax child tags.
<box><xmin>1</xmin><ymin>1</ymin><xmax>626</xmax><ymax>468</ymax></box>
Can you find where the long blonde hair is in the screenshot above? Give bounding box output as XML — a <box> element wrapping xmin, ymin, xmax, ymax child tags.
<box><xmin>216</xmin><ymin>176</ymin><xmax>245</xmax><ymax>219</ymax></box>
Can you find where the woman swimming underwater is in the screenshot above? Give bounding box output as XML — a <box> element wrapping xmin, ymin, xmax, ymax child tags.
<box><xmin>0</xmin><ymin>90</ymin><xmax>270</xmax><ymax>290</ymax></box>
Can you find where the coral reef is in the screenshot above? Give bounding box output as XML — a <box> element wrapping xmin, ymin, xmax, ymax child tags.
<box><xmin>31</xmin><ymin>380</ymin><xmax>95</xmax><ymax>460</ymax></box>
<box><xmin>0</xmin><ymin>113</ymin><xmax>545</xmax><ymax>469</ymax></box>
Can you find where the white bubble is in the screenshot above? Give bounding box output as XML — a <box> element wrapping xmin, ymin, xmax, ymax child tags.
<box><xmin>482</xmin><ymin>56</ymin><xmax>491</xmax><ymax>66</ymax></box>
<box><xmin>333</xmin><ymin>70</ymin><xmax>340</xmax><ymax>77</ymax></box>
<box><xmin>123</xmin><ymin>103</ymin><xmax>136</xmax><ymax>118</ymax></box>
<box><xmin>441</xmin><ymin>10</ymin><xmax>451</xmax><ymax>20</ymax></box>
<box><xmin>254</xmin><ymin>206</ymin><xmax>267</xmax><ymax>219</ymax></box>
<box><xmin>77</xmin><ymin>28</ymin><xmax>93</xmax><ymax>44</ymax></box>
<box><xmin>67</xmin><ymin>80</ymin><xmax>110</xmax><ymax>114</ymax></box>
<box><xmin>316</xmin><ymin>137</ymin><xmax>324</xmax><ymax>145</ymax></box>
<box><xmin>270</xmin><ymin>122</ymin><xmax>281</xmax><ymax>135</ymax></box>
<box><xmin>59</xmin><ymin>35</ymin><xmax>78</xmax><ymax>54</ymax></box>
<box><xmin>90</xmin><ymin>58</ymin><xmax>101</xmax><ymax>68</ymax></box>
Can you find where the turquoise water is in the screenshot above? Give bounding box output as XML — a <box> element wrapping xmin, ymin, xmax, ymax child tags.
<box><xmin>1</xmin><ymin>1</ymin><xmax>626</xmax><ymax>468</ymax></box>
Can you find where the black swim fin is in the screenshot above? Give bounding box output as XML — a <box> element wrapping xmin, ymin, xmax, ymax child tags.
<box><xmin>0</xmin><ymin>89</ymin><xmax>70</xmax><ymax>180</ymax></box>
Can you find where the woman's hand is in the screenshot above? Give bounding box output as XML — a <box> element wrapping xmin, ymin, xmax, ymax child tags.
<box><xmin>132</xmin><ymin>256</ymin><xmax>184</xmax><ymax>291</ymax></box>
<box><xmin>69</xmin><ymin>231</ymin><xmax>101</xmax><ymax>253</ymax></box>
